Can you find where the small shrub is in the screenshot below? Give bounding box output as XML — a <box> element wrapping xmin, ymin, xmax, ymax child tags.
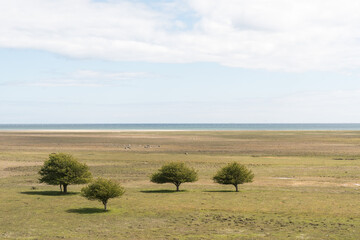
<box><xmin>81</xmin><ymin>178</ymin><xmax>125</xmax><ymax>211</ymax></box>
<box><xmin>39</xmin><ymin>153</ymin><xmax>92</xmax><ymax>193</ymax></box>
<box><xmin>150</xmin><ymin>162</ymin><xmax>198</xmax><ymax>191</ymax></box>
<box><xmin>213</xmin><ymin>162</ymin><xmax>254</xmax><ymax>192</ymax></box>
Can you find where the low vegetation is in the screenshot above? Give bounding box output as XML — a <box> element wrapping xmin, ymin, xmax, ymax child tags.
<box><xmin>1</xmin><ymin>131</ymin><xmax>360</xmax><ymax>239</ymax></box>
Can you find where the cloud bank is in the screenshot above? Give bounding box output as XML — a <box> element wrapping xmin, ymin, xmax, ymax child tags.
<box><xmin>0</xmin><ymin>70</ymin><xmax>149</xmax><ymax>87</ymax></box>
<box><xmin>3</xmin><ymin>89</ymin><xmax>360</xmax><ymax>123</ymax></box>
<box><xmin>1</xmin><ymin>0</ymin><xmax>360</xmax><ymax>71</ymax></box>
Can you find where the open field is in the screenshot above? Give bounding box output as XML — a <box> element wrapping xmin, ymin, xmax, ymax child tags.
<box><xmin>1</xmin><ymin>131</ymin><xmax>360</xmax><ymax>239</ymax></box>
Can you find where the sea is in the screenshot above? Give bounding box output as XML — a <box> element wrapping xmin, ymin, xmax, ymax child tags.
<box><xmin>1</xmin><ymin>123</ymin><xmax>360</xmax><ymax>131</ymax></box>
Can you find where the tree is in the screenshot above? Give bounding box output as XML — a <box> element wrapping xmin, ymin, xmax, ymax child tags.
<box><xmin>39</xmin><ymin>153</ymin><xmax>92</xmax><ymax>194</ymax></box>
<box><xmin>81</xmin><ymin>178</ymin><xmax>125</xmax><ymax>211</ymax></box>
<box><xmin>150</xmin><ymin>162</ymin><xmax>198</xmax><ymax>191</ymax></box>
<box><xmin>213</xmin><ymin>162</ymin><xmax>254</xmax><ymax>192</ymax></box>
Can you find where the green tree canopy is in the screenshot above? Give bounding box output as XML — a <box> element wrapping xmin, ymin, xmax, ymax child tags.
<box><xmin>150</xmin><ymin>162</ymin><xmax>198</xmax><ymax>191</ymax></box>
<box><xmin>39</xmin><ymin>153</ymin><xmax>92</xmax><ymax>193</ymax></box>
<box><xmin>81</xmin><ymin>178</ymin><xmax>125</xmax><ymax>211</ymax></box>
<box><xmin>213</xmin><ymin>162</ymin><xmax>254</xmax><ymax>192</ymax></box>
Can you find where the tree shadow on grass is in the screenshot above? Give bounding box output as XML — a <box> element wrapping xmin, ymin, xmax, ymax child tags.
<box><xmin>140</xmin><ymin>189</ymin><xmax>187</xmax><ymax>193</ymax></box>
<box><xmin>66</xmin><ymin>208</ymin><xmax>106</xmax><ymax>214</ymax></box>
<box><xmin>20</xmin><ymin>191</ymin><xmax>78</xmax><ymax>196</ymax></box>
<box><xmin>203</xmin><ymin>190</ymin><xmax>235</xmax><ymax>193</ymax></box>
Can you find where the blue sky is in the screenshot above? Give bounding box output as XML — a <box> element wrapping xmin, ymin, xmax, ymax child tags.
<box><xmin>1</xmin><ymin>0</ymin><xmax>360</xmax><ymax>123</ymax></box>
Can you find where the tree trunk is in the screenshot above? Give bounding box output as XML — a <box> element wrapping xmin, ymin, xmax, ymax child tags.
<box><xmin>59</xmin><ymin>184</ymin><xmax>62</xmax><ymax>192</ymax></box>
<box><xmin>235</xmin><ymin>184</ymin><xmax>238</xmax><ymax>192</ymax></box>
<box><xmin>176</xmin><ymin>184</ymin><xmax>180</xmax><ymax>191</ymax></box>
<box><xmin>103</xmin><ymin>201</ymin><xmax>107</xmax><ymax>211</ymax></box>
<box><xmin>63</xmin><ymin>184</ymin><xmax>68</xmax><ymax>194</ymax></box>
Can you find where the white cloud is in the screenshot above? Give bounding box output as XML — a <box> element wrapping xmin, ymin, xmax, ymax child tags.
<box><xmin>1</xmin><ymin>0</ymin><xmax>360</xmax><ymax>71</ymax></box>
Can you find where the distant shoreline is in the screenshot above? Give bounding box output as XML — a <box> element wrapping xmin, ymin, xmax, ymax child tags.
<box><xmin>1</xmin><ymin>123</ymin><xmax>360</xmax><ymax>131</ymax></box>
<box><xmin>0</xmin><ymin>129</ymin><xmax>187</xmax><ymax>132</ymax></box>
<box><xmin>1</xmin><ymin>130</ymin><xmax>360</xmax><ymax>133</ymax></box>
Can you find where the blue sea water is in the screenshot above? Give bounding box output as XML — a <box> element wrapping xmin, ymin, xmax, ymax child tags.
<box><xmin>1</xmin><ymin>123</ymin><xmax>360</xmax><ymax>130</ymax></box>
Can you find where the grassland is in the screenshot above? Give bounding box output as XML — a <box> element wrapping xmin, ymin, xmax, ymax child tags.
<box><xmin>1</xmin><ymin>131</ymin><xmax>360</xmax><ymax>239</ymax></box>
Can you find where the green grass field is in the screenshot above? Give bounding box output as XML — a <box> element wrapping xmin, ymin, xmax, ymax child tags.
<box><xmin>1</xmin><ymin>131</ymin><xmax>360</xmax><ymax>239</ymax></box>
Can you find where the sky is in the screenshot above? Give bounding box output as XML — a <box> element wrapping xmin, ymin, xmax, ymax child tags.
<box><xmin>1</xmin><ymin>0</ymin><xmax>360</xmax><ymax>123</ymax></box>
